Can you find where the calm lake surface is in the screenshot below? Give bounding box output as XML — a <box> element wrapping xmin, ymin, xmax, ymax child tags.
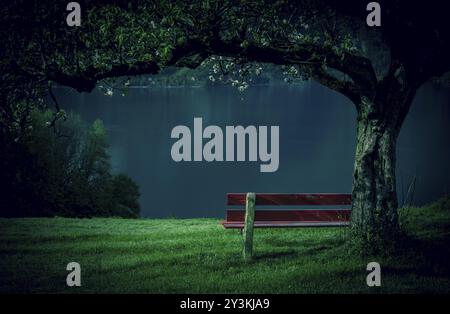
<box><xmin>56</xmin><ymin>81</ymin><xmax>450</xmax><ymax>217</ymax></box>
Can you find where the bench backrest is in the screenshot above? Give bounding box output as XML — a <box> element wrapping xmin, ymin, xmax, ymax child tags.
<box><xmin>226</xmin><ymin>193</ymin><xmax>351</xmax><ymax>222</ymax></box>
<box><xmin>227</xmin><ymin>193</ymin><xmax>352</xmax><ymax>206</ymax></box>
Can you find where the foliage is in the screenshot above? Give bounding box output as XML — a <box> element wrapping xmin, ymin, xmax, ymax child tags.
<box><xmin>2</xmin><ymin>0</ymin><xmax>446</xmax><ymax>131</ymax></box>
<box><xmin>1</xmin><ymin>0</ymin><xmax>448</xmax><ymax>122</ymax></box>
<box><xmin>0</xmin><ymin>109</ymin><xmax>140</xmax><ymax>218</ymax></box>
<box><xmin>109</xmin><ymin>174</ymin><xmax>141</xmax><ymax>218</ymax></box>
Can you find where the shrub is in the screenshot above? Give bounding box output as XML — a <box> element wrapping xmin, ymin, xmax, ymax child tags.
<box><xmin>0</xmin><ymin>109</ymin><xmax>140</xmax><ymax>218</ymax></box>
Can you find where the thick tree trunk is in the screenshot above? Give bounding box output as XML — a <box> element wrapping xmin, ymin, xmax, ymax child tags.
<box><xmin>351</xmin><ymin>107</ymin><xmax>399</xmax><ymax>240</ymax></box>
<box><xmin>350</xmin><ymin>90</ymin><xmax>415</xmax><ymax>245</ymax></box>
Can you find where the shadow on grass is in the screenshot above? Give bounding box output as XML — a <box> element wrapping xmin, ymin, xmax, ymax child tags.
<box><xmin>414</xmin><ymin>238</ymin><xmax>450</xmax><ymax>276</ymax></box>
<box><xmin>384</xmin><ymin>229</ymin><xmax>450</xmax><ymax>278</ymax></box>
<box><xmin>254</xmin><ymin>250</ymin><xmax>297</xmax><ymax>260</ymax></box>
<box><xmin>262</xmin><ymin>238</ymin><xmax>304</xmax><ymax>247</ymax></box>
<box><xmin>262</xmin><ymin>234</ymin><xmax>347</xmax><ymax>254</ymax></box>
<box><xmin>253</xmin><ymin>242</ymin><xmax>339</xmax><ymax>261</ymax></box>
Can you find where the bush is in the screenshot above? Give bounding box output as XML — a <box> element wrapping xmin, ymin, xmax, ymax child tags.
<box><xmin>0</xmin><ymin>109</ymin><xmax>140</xmax><ymax>218</ymax></box>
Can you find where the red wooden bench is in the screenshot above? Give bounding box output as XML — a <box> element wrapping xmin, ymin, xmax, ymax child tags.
<box><xmin>221</xmin><ymin>193</ymin><xmax>351</xmax><ymax>229</ymax></box>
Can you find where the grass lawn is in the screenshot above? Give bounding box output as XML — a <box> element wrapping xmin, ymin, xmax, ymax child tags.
<box><xmin>1</xmin><ymin>197</ymin><xmax>450</xmax><ymax>294</ymax></box>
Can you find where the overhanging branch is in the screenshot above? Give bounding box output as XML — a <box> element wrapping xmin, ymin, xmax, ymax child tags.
<box><xmin>46</xmin><ymin>61</ymin><xmax>161</xmax><ymax>93</ymax></box>
<box><xmin>310</xmin><ymin>66</ymin><xmax>360</xmax><ymax>103</ymax></box>
<box><xmin>44</xmin><ymin>40</ymin><xmax>208</xmax><ymax>93</ymax></box>
<box><xmin>41</xmin><ymin>37</ymin><xmax>377</xmax><ymax>103</ymax></box>
<box><xmin>206</xmin><ymin>39</ymin><xmax>377</xmax><ymax>99</ymax></box>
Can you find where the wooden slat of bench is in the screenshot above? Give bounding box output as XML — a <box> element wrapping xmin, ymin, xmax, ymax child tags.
<box><xmin>222</xmin><ymin>221</ymin><xmax>350</xmax><ymax>228</ymax></box>
<box><xmin>226</xmin><ymin>209</ymin><xmax>351</xmax><ymax>222</ymax></box>
<box><xmin>227</xmin><ymin>193</ymin><xmax>352</xmax><ymax>206</ymax></box>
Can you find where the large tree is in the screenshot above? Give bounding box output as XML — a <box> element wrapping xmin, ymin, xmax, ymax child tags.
<box><xmin>2</xmin><ymin>0</ymin><xmax>449</xmax><ymax>246</ymax></box>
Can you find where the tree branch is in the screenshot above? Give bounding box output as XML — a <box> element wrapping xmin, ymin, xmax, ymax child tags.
<box><xmin>310</xmin><ymin>66</ymin><xmax>360</xmax><ymax>103</ymax></box>
<box><xmin>46</xmin><ymin>61</ymin><xmax>161</xmax><ymax>93</ymax></box>
<box><xmin>43</xmin><ymin>37</ymin><xmax>377</xmax><ymax>104</ymax></box>
<box><xmin>44</xmin><ymin>40</ymin><xmax>208</xmax><ymax>93</ymax></box>
<box><xmin>205</xmin><ymin>39</ymin><xmax>377</xmax><ymax>99</ymax></box>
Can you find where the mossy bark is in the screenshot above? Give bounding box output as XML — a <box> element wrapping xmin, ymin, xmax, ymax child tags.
<box><xmin>350</xmin><ymin>87</ymin><xmax>415</xmax><ymax>246</ymax></box>
<box><xmin>352</xmin><ymin>103</ymin><xmax>399</xmax><ymax>241</ymax></box>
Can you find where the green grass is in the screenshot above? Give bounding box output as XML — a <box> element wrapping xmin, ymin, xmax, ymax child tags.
<box><xmin>1</xmin><ymin>197</ymin><xmax>450</xmax><ymax>294</ymax></box>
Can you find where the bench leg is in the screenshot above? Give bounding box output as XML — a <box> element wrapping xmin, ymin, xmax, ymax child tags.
<box><xmin>243</xmin><ymin>192</ymin><xmax>256</xmax><ymax>261</ymax></box>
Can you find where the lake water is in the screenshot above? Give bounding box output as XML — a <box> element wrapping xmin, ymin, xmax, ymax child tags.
<box><xmin>56</xmin><ymin>81</ymin><xmax>450</xmax><ymax>217</ymax></box>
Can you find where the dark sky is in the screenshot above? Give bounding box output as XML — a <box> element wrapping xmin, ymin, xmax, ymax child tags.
<box><xmin>55</xmin><ymin>80</ymin><xmax>450</xmax><ymax>218</ymax></box>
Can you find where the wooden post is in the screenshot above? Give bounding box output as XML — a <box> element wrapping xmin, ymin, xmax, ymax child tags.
<box><xmin>243</xmin><ymin>192</ymin><xmax>256</xmax><ymax>261</ymax></box>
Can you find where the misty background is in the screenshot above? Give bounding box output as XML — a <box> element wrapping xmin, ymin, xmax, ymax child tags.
<box><xmin>54</xmin><ymin>80</ymin><xmax>450</xmax><ymax>218</ymax></box>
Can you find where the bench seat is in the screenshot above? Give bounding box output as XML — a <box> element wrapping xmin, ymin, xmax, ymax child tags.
<box><xmin>222</xmin><ymin>193</ymin><xmax>352</xmax><ymax>229</ymax></box>
<box><xmin>221</xmin><ymin>208</ymin><xmax>351</xmax><ymax>229</ymax></box>
<box><xmin>222</xmin><ymin>220</ymin><xmax>350</xmax><ymax>228</ymax></box>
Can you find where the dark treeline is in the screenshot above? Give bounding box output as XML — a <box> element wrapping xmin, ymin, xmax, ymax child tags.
<box><xmin>0</xmin><ymin>109</ymin><xmax>140</xmax><ymax>218</ymax></box>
